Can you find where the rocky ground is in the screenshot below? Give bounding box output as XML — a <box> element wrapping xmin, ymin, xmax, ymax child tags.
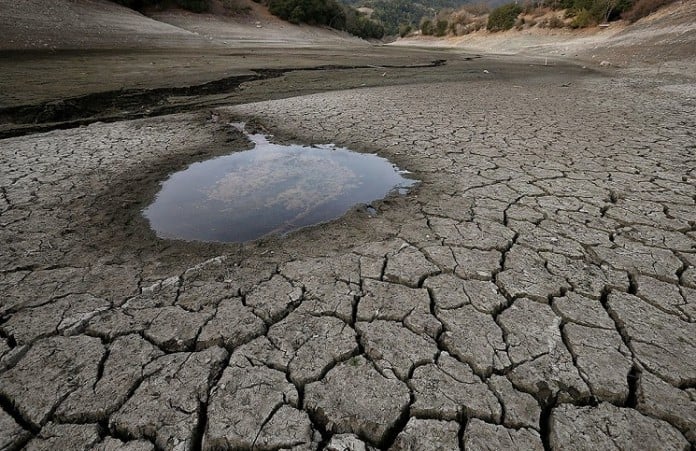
<box><xmin>1</xmin><ymin>1</ymin><xmax>695</xmax><ymax>450</ymax></box>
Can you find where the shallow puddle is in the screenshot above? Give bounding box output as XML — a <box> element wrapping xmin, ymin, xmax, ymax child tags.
<box><xmin>143</xmin><ymin>130</ymin><xmax>417</xmax><ymax>242</ymax></box>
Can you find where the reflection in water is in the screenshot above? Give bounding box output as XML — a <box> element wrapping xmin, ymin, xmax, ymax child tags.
<box><xmin>143</xmin><ymin>131</ymin><xmax>417</xmax><ymax>242</ymax></box>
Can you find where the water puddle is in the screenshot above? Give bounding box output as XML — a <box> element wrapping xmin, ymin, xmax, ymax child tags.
<box><xmin>143</xmin><ymin>128</ymin><xmax>417</xmax><ymax>242</ymax></box>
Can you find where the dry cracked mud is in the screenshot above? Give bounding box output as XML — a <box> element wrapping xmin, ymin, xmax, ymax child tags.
<box><xmin>1</xmin><ymin>46</ymin><xmax>695</xmax><ymax>451</ymax></box>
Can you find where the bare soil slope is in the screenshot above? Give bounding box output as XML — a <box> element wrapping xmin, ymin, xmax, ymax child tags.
<box><xmin>0</xmin><ymin>0</ymin><xmax>370</xmax><ymax>110</ymax></box>
<box><xmin>0</xmin><ymin>0</ymin><xmax>213</xmax><ymax>50</ymax></box>
<box><xmin>0</xmin><ymin>0</ymin><xmax>362</xmax><ymax>51</ymax></box>
<box><xmin>149</xmin><ymin>0</ymin><xmax>364</xmax><ymax>47</ymax></box>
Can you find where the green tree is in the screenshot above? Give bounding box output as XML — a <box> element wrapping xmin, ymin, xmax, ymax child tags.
<box><xmin>487</xmin><ymin>3</ymin><xmax>522</xmax><ymax>31</ymax></box>
<box><xmin>434</xmin><ymin>18</ymin><xmax>448</xmax><ymax>35</ymax></box>
<box><xmin>420</xmin><ymin>18</ymin><xmax>434</xmax><ymax>35</ymax></box>
<box><xmin>289</xmin><ymin>5</ymin><xmax>306</xmax><ymax>22</ymax></box>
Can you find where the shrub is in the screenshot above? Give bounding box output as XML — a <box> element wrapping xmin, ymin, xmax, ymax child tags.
<box><xmin>570</xmin><ymin>7</ymin><xmax>595</xmax><ymax>26</ymax></box>
<box><xmin>221</xmin><ymin>0</ymin><xmax>252</xmax><ymax>14</ymax></box>
<box><xmin>399</xmin><ymin>23</ymin><xmax>413</xmax><ymax>37</ymax></box>
<box><xmin>420</xmin><ymin>18</ymin><xmax>435</xmax><ymax>35</ymax></box>
<box><xmin>539</xmin><ymin>14</ymin><xmax>565</xmax><ymax>28</ymax></box>
<box><xmin>453</xmin><ymin>15</ymin><xmax>487</xmax><ymax>34</ymax></box>
<box><xmin>344</xmin><ymin>8</ymin><xmax>385</xmax><ymax>39</ymax></box>
<box><xmin>611</xmin><ymin>0</ymin><xmax>634</xmax><ymax>19</ymax></box>
<box><xmin>448</xmin><ymin>9</ymin><xmax>477</xmax><ymax>32</ymax></box>
<box><xmin>621</xmin><ymin>0</ymin><xmax>676</xmax><ymax>22</ymax></box>
<box><xmin>268</xmin><ymin>0</ymin><xmax>345</xmax><ymax>27</ymax></box>
<box><xmin>487</xmin><ymin>3</ymin><xmax>523</xmax><ymax>31</ymax></box>
<box><xmin>434</xmin><ymin>19</ymin><xmax>449</xmax><ymax>36</ymax></box>
<box><xmin>471</xmin><ymin>17</ymin><xmax>487</xmax><ymax>31</ymax></box>
<box><xmin>561</xmin><ymin>0</ymin><xmax>634</xmax><ymax>23</ymax></box>
<box><xmin>177</xmin><ymin>0</ymin><xmax>209</xmax><ymax>12</ymax></box>
<box><xmin>289</xmin><ymin>5</ymin><xmax>306</xmax><ymax>23</ymax></box>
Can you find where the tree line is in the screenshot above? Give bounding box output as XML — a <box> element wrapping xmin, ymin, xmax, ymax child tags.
<box><xmin>110</xmin><ymin>0</ymin><xmax>385</xmax><ymax>39</ymax></box>
<box><xmin>265</xmin><ymin>0</ymin><xmax>385</xmax><ymax>38</ymax></box>
<box><xmin>112</xmin><ymin>0</ymin><xmax>210</xmax><ymax>13</ymax></box>
<box><xmin>111</xmin><ymin>0</ymin><xmax>674</xmax><ymax>38</ymax></box>
<box><xmin>414</xmin><ymin>0</ymin><xmax>678</xmax><ymax>36</ymax></box>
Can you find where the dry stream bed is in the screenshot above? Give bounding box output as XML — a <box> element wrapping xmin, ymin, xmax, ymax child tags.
<box><xmin>1</xmin><ymin>46</ymin><xmax>695</xmax><ymax>450</ymax></box>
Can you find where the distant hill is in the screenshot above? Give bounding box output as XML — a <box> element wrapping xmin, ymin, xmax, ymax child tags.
<box><xmin>339</xmin><ymin>0</ymin><xmax>474</xmax><ymax>34</ymax></box>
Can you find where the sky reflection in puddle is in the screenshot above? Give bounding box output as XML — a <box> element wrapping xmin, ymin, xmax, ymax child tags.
<box><xmin>144</xmin><ymin>131</ymin><xmax>417</xmax><ymax>242</ymax></box>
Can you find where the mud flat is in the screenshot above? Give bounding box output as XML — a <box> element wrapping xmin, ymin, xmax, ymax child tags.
<box><xmin>1</xmin><ymin>1</ymin><xmax>695</xmax><ymax>449</ymax></box>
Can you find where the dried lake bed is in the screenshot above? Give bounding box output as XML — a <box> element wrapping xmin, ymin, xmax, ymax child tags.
<box><xmin>1</xmin><ymin>41</ymin><xmax>695</xmax><ymax>450</ymax></box>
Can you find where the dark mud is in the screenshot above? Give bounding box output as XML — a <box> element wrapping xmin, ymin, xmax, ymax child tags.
<box><xmin>0</xmin><ymin>59</ymin><xmax>448</xmax><ymax>139</ymax></box>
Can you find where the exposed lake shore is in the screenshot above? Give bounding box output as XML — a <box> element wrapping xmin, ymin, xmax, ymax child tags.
<box><xmin>1</xmin><ymin>1</ymin><xmax>695</xmax><ymax>449</ymax></box>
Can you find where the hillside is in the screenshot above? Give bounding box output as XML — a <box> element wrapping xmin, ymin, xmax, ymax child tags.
<box><xmin>394</xmin><ymin>0</ymin><xmax>696</xmax><ymax>76</ymax></box>
<box><xmin>0</xmin><ymin>0</ymin><xmax>210</xmax><ymax>50</ymax></box>
<box><xmin>0</xmin><ymin>0</ymin><xmax>364</xmax><ymax>51</ymax></box>
<box><xmin>339</xmin><ymin>0</ymin><xmax>472</xmax><ymax>34</ymax></box>
<box><xmin>2</xmin><ymin>0</ymin><xmax>693</xmax><ymax>79</ymax></box>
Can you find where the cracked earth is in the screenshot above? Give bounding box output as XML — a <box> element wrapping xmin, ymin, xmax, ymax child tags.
<box><xmin>1</xmin><ymin>56</ymin><xmax>695</xmax><ymax>450</ymax></box>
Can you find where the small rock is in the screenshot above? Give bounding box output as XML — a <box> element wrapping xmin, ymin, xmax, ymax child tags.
<box><xmin>498</xmin><ymin>247</ymin><xmax>570</xmax><ymax>302</ymax></box>
<box><xmin>1</xmin><ymin>294</ymin><xmax>109</xmax><ymax>345</ymax></box>
<box><xmin>552</xmin><ymin>292</ymin><xmax>616</xmax><ymax>328</ymax></box>
<box><xmin>452</xmin><ymin>248</ymin><xmax>501</xmax><ymax>281</ymax></box>
<box><xmin>144</xmin><ymin>305</ymin><xmax>214</xmax><ymax>352</ymax></box>
<box><xmin>253</xmin><ymin>405</ymin><xmax>315</xmax><ymax>450</ymax></box>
